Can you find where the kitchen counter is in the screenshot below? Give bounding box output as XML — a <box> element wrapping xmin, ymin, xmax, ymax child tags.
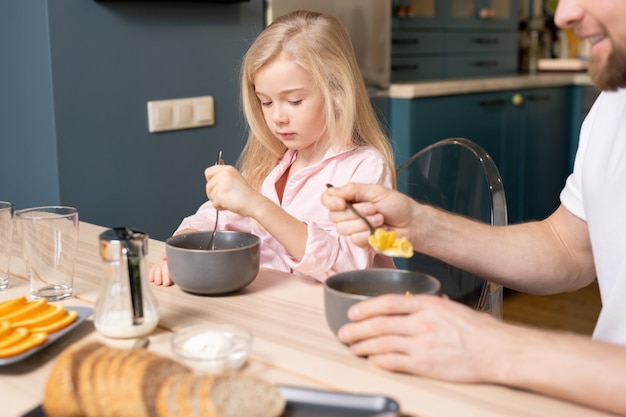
<box><xmin>387</xmin><ymin>72</ymin><xmax>592</xmax><ymax>99</ymax></box>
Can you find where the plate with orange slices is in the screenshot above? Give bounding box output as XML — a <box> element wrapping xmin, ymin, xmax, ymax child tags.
<box><xmin>0</xmin><ymin>296</ymin><xmax>92</xmax><ymax>366</ymax></box>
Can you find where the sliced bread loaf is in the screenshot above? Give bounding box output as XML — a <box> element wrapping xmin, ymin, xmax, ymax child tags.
<box><xmin>43</xmin><ymin>341</ymin><xmax>285</xmax><ymax>417</ymax></box>
<box><xmin>42</xmin><ymin>341</ymin><xmax>104</xmax><ymax>417</ymax></box>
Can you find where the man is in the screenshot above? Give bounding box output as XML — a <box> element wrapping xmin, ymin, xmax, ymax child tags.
<box><xmin>321</xmin><ymin>1</ymin><xmax>626</xmax><ymax>414</ymax></box>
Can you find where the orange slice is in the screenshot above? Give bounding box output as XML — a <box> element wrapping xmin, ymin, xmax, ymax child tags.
<box><xmin>0</xmin><ymin>321</ymin><xmax>11</xmax><ymax>339</ymax></box>
<box><xmin>11</xmin><ymin>303</ymin><xmax>65</xmax><ymax>329</ymax></box>
<box><xmin>29</xmin><ymin>310</ymin><xmax>78</xmax><ymax>333</ymax></box>
<box><xmin>0</xmin><ymin>296</ymin><xmax>28</xmax><ymax>316</ymax></box>
<box><xmin>0</xmin><ymin>327</ymin><xmax>29</xmax><ymax>349</ymax></box>
<box><xmin>368</xmin><ymin>229</ymin><xmax>414</xmax><ymax>258</ymax></box>
<box><xmin>0</xmin><ymin>298</ymin><xmax>48</xmax><ymax>322</ymax></box>
<box><xmin>0</xmin><ymin>332</ymin><xmax>47</xmax><ymax>358</ymax></box>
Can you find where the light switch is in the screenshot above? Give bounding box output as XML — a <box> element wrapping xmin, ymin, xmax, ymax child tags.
<box><xmin>147</xmin><ymin>96</ymin><xmax>215</xmax><ymax>133</ymax></box>
<box><xmin>195</xmin><ymin>99</ymin><xmax>214</xmax><ymax>124</ymax></box>
<box><xmin>175</xmin><ymin>103</ymin><xmax>193</xmax><ymax>125</ymax></box>
<box><xmin>156</xmin><ymin>106</ymin><xmax>173</xmax><ymax>128</ymax></box>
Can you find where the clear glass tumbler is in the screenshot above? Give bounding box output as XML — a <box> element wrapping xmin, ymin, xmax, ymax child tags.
<box><xmin>0</xmin><ymin>201</ymin><xmax>14</xmax><ymax>291</ymax></box>
<box><xmin>16</xmin><ymin>206</ymin><xmax>78</xmax><ymax>300</ymax></box>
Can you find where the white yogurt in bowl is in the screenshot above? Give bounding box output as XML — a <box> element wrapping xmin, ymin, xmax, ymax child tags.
<box><xmin>171</xmin><ymin>323</ymin><xmax>253</xmax><ymax>373</ymax></box>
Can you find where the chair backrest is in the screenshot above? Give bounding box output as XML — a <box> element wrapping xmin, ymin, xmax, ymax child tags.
<box><xmin>395</xmin><ymin>137</ymin><xmax>506</xmax><ymax>318</ymax></box>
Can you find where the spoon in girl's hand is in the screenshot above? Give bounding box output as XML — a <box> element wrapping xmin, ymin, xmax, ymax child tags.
<box><xmin>207</xmin><ymin>151</ymin><xmax>223</xmax><ymax>250</ymax></box>
<box><xmin>325</xmin><ymin>184</ymin><xmax>413</xmax><ymax>258</ymax></box>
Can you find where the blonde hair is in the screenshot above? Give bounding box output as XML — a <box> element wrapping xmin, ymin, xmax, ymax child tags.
<box><xmin>238</xmin><ymin>10</ymin><xmax>396</xmax><ymax>189</ymax></box>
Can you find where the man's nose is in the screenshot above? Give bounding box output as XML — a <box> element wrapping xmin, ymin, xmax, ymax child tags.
<box><xmin>554</xmin><ymin>0</ymin><xmax>583</xmax><ymax>29</ymax></box>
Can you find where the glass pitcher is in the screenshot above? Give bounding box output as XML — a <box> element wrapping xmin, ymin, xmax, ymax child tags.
<box><xmin>94</xmin><ymin>227</ymin><xmax>159</xmax><ymax>338</ymax></box>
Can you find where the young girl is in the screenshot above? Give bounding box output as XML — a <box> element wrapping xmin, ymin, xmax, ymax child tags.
<box><xmin>150</xmin><ymin>10</ymin><xmax>396</xmax><ymax>285</ymax></box>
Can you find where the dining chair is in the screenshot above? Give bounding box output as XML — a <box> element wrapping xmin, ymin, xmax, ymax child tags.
<box><xmin>395</xmin><ymin>137</ymin><xmax>507</xmax><ymax>318</ymax></box>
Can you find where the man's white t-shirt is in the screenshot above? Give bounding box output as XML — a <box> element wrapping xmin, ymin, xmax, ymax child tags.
<box><xmin>560</xmin><ymin>88</ymin><xmax>626</xmax><ymax>344</ymax></box>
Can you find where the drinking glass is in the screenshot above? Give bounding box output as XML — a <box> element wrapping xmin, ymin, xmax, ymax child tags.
<box><xmin>0</xmin><ymin>201</ymin><xmax>14</xmax><ymax>291</ymax></box>
<box><xmin>16</xmin><ymin>206</ymin><xmax>79</xmax><ymax>300</ymax></box>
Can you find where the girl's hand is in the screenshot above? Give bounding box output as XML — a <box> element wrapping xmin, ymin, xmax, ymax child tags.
<box><xmin>149</xmin><ymin>253</ymin><xmax>174</xmax><ymax>286</ymax></box>
<box><xmin>204</xmin><ymin>165</ymin><xmax>262</xmax><ymax>218</ymax></box>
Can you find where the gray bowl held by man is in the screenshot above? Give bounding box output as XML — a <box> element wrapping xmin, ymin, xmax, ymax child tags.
<box><xmin>324</xmin><ymin>268</ymin><xmax>441</xmax><ymax>337</ymax></box>
<box><xmin>166</xmin><ymin>231</ymin><xmax>260</xmax><ymax>295</ymax></box>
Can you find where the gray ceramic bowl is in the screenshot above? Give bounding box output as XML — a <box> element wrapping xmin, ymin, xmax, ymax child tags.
<box><xmin>324</xmin><ymin>268</ymin><xmax>441</xmax><ymax>337</ymax></box>
<box><xmin>166</xmin><ymin>231</ymin><xmax>260</xmax><ymax>295</ymax></box>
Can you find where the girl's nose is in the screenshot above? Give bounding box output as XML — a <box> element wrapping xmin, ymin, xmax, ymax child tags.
<box><xmin>554</xmin><ymin>0</ymin><xmax>584</xmax><ymax>29</ymax></box>
<box><xmin>272</xmin><ymin>104</ymin><xmax>287</xmax><ymax>124</ymax></box>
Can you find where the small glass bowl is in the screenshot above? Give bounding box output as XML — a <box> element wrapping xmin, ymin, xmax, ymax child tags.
<box><xmin>171</xmin><ymin>323</ymin><xmax>253</xmax><ymax>374</ymax></box>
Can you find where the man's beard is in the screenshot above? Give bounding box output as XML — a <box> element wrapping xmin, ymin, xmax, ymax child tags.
<box><xmin>589</xmin><ymin>41</ymin><xmax>626</xmax><ymax>91</ymax></box>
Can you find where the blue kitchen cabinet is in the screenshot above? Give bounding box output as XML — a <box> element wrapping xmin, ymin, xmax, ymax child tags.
<box><xmin>520</xmin><ymin>87</ymin><xmax>572</xmax><ymax>221</ymax></box>
<box><xmin>390</xmin><ymin>86</ymin><xmax>571</xmax><ymax>224</ymax></box>
<box><xmin>391</xmin><ymin>0</ymin><xmax>519</xmax><ymax>81</ymax></box>
<box><xmin>391</xmin><ymin>0</ymin><xmax>444</xmax><ymax>29</ymax></box>
<box><xmin>392</xmin><ymin>0</ymin><xmax>518</xmax><ymax>30</ymax></box>
<box><xmin>445</xmin><ymin>0</ymin><xmax>519</xmax><ymax>30</ymax></box>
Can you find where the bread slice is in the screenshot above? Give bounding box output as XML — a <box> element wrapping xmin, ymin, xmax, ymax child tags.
<box><xmin>77</xmin><ymin>344</ymin><xmax>110</xmax><ymax>417</ymax></box>
<box><xmin>155</xmin><ymin>373</ymin><xmax>183</xmax><ymax>417</ymax></box>
<box><xmin>194</xmin><ymin>374</ymin><xmax>217</xmax><ymax>417</ymax></box>
<box><xmin>209</xmin><ymin>374</ymin><xmax>286</xmax><ymax>417</ymax></box>
<box><xmin>155</xmin><ymin>373</ymin><xmax>286</xmax><ymax>417</ymax></box>
<box><xmin>156</xmin><ymin>373</ymin><xmax>201</xmax><ymax>417</ymax></box>
<box><xmin>146</xmin><ymin>355</ymin><xmax>191</xmax><ymax>417</ymax></box>
<box><xmin>42</xmin><ymin>341</ymin><xmax>104</xmax><ymax>417</ymax></box>
<box><xmin>184</xmin><ymin>375</ymin><xmax>209</xmax><ymax>417</ymax></box>
<box><xmin>101</xmin><ymin>347</ymin><xmax>137</xmax><ymax>417</ymax></box>
<box><xmin>90</xmin><ymin>346</ymin><xmax>124</xmax><ymax>417</ymax></box>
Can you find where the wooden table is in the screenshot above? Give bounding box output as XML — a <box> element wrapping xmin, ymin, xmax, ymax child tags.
<box><xmin>1</xmin><ymin>222</ymin><xmax>612</xmax><ymax>417</ymax></box>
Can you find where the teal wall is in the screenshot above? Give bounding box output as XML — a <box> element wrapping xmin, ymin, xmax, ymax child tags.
<box><xmin>1</xmin><ymin>1</ymin><xmax>59</xmax><ymax>206</ymax></box>
<box><xmin>0</xmin><ymin>0</ymin><xmax>263</xmax><ymax>241</ymax></box>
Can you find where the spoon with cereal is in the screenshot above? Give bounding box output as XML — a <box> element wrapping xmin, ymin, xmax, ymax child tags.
<box><xmin>326</xmin><ymin>184</ymin><xmax>414</xmax><ymax>258</ymax></box>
